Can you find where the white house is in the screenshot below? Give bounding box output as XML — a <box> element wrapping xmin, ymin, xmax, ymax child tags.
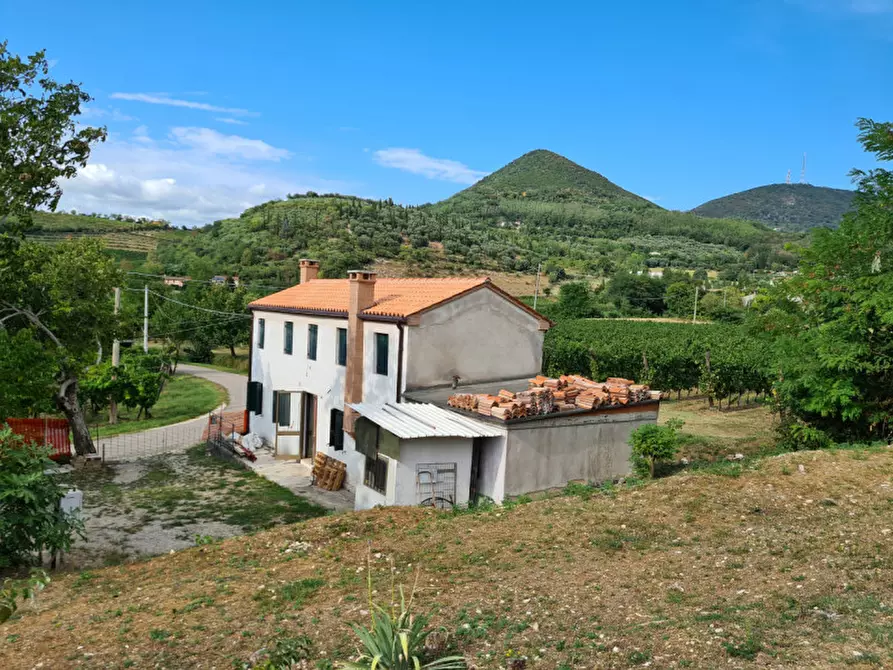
<box><xmin>247</xmin><ymin>260</ymin><xmax>659</xmax><ymax>510</ymax></box>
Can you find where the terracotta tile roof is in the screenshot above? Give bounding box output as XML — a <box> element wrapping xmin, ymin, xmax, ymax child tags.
<box><xmin>248</xmin><ymin>277</ymin><xmax>492</xmax><ymax>318</ymax></box>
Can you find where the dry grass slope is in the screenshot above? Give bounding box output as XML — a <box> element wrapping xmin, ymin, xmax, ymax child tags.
<box><xmin>3</xmin><ymin>447</ymin><xmax>893</xmax><ymax>669</ymax></box>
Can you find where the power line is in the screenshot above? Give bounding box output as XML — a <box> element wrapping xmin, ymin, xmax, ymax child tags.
<box><xmin>148</xmin><ymin>313</ymin><xmax>249</xmax><ymax>339</ymax></box>
<box><xmin>124</xmin><ymin>288</ymin><xmax>252</xmax><ymax>319</ymax></box>
<box><xmin>125</xmin><ymin>271</ymin><xmax>292</xmax><ymax>292</ymax></box>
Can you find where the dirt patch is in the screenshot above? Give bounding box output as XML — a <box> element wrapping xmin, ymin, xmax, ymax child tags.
<box><xmin>56</xmin><ymin>446</ymin><xmax>328</xmax><ymax>569</ymax></box>
<box><xmin>4</xmin><ymin>446</ymin><xmax>893</xmax><ymax>668</ymax></box>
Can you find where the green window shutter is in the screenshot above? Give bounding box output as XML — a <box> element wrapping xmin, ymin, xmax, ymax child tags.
<box><xmin>355</xmin><ymin>417</ymin><xmax>379</xmax><ymax>457</ymax></box>
<box><xmin>336</xmin><ymin>328</ymin><xmax>347</xmax><ymax>366</ymax></box>
<box><xmin>375</xmin><ymin>333</ymin><xmax>389</xmax><ymax>376</ymax></box>
<box><xmin>247</xmin><ymin>381</ymin><xmax>263</xmax><ymax>413</ymax></box>
<box><xmin>307</xmin><ymin>324</ymin><xmax>318</xmax><ymax>360</ymax></box>
<box><xmin>284</xmin><ymin>322</ymin><xmax>293</xmax><ymax>355</ymax></box>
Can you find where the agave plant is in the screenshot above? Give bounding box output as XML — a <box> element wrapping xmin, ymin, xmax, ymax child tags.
<box><xmin>339</xmin><ymin>556</ymin><xmax>465</xmax><ymax>670</ymax></box>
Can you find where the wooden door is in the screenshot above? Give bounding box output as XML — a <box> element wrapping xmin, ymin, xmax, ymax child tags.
<box><xmin>301</xmin><ymin>393</ymin><xmax>317</xmax><ymax>459</ymax></box>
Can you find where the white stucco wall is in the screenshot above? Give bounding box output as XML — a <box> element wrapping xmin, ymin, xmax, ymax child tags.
<box><xmin>476</xmin><ymin>436</ymin><xmax>508</xmax><ymax>504</ymax></box>
<box><xmin>361</xmin><ymin>321</ymin><xmax>402</xmax><ymax>403</ymax></box>
<box><xmin>405</xmin><ymin>288</ymin><xmax>545</xmax><ymax>389</ymax></box>
<box><xmin>392</xmin><ymin>437</ymin><xmax>473</xmax><ymax>507</ymax></box>
<box><xmin>250</xmin><ymin>311</ymin><xmax>405</xmax><ymax>494</ymax></box>
<box><xmin>249</xmin><ymin>310</ymin><xmax>347</xmax><ymax>460</ymax></box>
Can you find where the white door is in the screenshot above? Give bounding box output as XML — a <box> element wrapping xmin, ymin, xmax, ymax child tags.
<box><xmin>275</xmin><ymin>391</ymin><xmax>302</xmax><ymax>457</ymax></box>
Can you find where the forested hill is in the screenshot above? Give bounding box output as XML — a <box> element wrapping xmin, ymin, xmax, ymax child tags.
<box><xmin>691</xmin><ymin>183</ymin><xmax>855</xmax><ymax>232</ymax></box>
<box><xmin>152</xmin><ymin>153</ymin><xmax>795</xmax><ymax>288</ymax></box>
<box><xmin>441</xmin><ymin>149</ymin><xmax>653</xmax><ymax>207</ymax></box>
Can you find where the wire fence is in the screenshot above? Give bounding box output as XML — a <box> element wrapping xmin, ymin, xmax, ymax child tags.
<box><xmin>95</xmin><ymin>418</ymin><xmax>206</xmax><ymax>463</ymax></box>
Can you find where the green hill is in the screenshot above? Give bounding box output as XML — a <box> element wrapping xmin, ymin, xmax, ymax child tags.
<box><xmin>16</xmin><ymin>210</ymin><xmax>178</xmax><ymax>267</ymax></box>
<box><xmin>444</xmin><ymin>149</ymin><xmax>652</xmax><ymax>206</ymax></box>
<box><xmin>153</xmin><ymin>151</ymin><xmax>795</xmax><ymax>287</ymax></box>
<box><xmin>691</xmin><ymin>183</ymin><xmax>855</xmax><ymax>232</ymax></box>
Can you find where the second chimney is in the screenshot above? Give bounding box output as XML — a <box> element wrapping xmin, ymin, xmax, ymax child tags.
<box><xmin>344</xmin><ymin>270</ymin><xmax>376</xmax><ymax>435</ymax></box>
<box><xmin>299</xmin><ymin>259</ymin><xmax>320</xmax><ymax>284</ymax></box>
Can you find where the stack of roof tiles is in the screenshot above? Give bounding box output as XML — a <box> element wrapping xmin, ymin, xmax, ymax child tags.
<box><xmin>447</xmin><ymin>374</ymin><xmax>659</xmax><ymax>421</ymax></box>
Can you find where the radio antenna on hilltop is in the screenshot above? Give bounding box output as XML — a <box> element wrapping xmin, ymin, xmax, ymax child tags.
<box><xmin>785</xmin><ymin>169</ymin><xmax>792</xmax><ymax>185</ymax></box>
<box><xmin>800</xmin><ymin>152</ymin><xmax>807</xmax><ymax>184</ymax></box>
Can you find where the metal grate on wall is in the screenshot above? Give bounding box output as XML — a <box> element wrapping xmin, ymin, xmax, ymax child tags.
<box><xmin>416</xmin><ymin>462</ymin><xmax>457</xmax><ymax>509</ymax></box>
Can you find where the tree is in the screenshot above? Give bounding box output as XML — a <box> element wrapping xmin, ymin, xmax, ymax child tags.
<box><xmin>0</xmin><ymin>42</ymin><xmax>105</xmax><ymax>251</ymax></box>
<box><xmin>0</xmin><ymin>239</ymin><xmax>121</xmax><ymax>454</ymax></box>
<box><xmin>0</xmin><ymin>329</ymin><xmax>58</xmax><ymax>417</ymax></box>
<box><xmin>605</xmin><ymin>273</ymin><xmax>666</xmax><ymax>315</ymax></box>
<box><xmin>558</xmin><ymin>281</ymin><xmax>595</xmax><ymax>318</ymax></box>
<box><xmin>764</xmin><ymin>118</ymin><xmax>893</xmax><ymax>441</ymax></box>
<box><xmin>629</xmin><ymin>419</ymin><xmax>684</xmax><ymax>478</ymax></box>
<box><xmin>0</xmin><ymin>428</ymin><xmax>84</xmax><ymax>569</ymax></box>
<box><xmin>665</xmin><ymin>281</ymin><xmax>695</xmax><ymax>317</ymax></box>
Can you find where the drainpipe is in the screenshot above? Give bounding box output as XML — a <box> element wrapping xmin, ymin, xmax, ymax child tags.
<box><xmin>246</xmin><ymin>310</ymin><xmax>254</xmax><ymax>434</ymax></box>
<box><xmin>396</xmin><ymin>322</ymin><xmax>405</xmax><ymax>404</ymax></box>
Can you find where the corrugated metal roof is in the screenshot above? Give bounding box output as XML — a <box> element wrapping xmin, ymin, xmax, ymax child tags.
<box><xmin>348</xmin><ymin>402</ymin><xmax>505</xmax><ymax>439</ymax></box>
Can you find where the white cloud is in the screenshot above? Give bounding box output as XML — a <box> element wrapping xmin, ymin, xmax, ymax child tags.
<box><xmin>373</xmin><ymin>148</ymin><xmax>487</xmax><ymax>184</ymax></box>
<box><xmin>59</xmin><ymin>131</ymin><xmax>349</xmax><ymax>226</ymax></box>
<box><xmin>109</xmin><ymin>92</ymin><xmax>257</xmax><ymax>117</ymax></box>
<box><xmin>215</xmin><ymin>117</ymin><xmax>248</xmax><ymax>125</ymax></box>
<box><xmin>169</xmin><ymin>127</ymin><xmax>291</xmax><ymax>161</ymax></box>
<box><xmin>81</xmin><ymin>106</ymin><xmax>137</xmax><ymax>122</ymax></box>
<box><xmin>643</xmin><ymin>195</ymin><xmax>662</xmax><ymax>203</ymax></box>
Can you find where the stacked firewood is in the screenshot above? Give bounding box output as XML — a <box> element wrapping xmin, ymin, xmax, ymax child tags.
<box><xmin>447</xmin><ymin>374</ymin><xmax>659</xmax><ymax>421</ymax></box>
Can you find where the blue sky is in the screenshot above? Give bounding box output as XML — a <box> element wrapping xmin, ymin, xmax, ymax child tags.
<box><xmin>3</xmin><ymin>0</ymin><xmax>892</xmax><ymax>225</ymax></box>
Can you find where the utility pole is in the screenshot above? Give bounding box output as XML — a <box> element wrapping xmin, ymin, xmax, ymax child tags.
<box><xmin>143</xmin><ymin>284</ymin><xmax>149</xmax><ymax>353</ymax></box>
<box><xmin>533</xmin><ymin>263</ymin><xmax>542</xmax><ymax>310</ymax></box>
<box><xmin>692</xmin><ymin>286</ymin><xmax>699</xmax><ymax>324</ymax></box>
<box><xmin>723</xmin><ymin>288</ymin><xmax>727</xmax><ymax>308</ymax></box>
<box><xmin>110</xmin><ymin>287</ymin><xmax>121</xmax><ymax>424</ymax></box>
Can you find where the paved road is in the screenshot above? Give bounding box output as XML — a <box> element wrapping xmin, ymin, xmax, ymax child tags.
<box><xmin>96</xmin><ymin>365</ymin><xmax>247</xmax><ymax>462</ymax></box>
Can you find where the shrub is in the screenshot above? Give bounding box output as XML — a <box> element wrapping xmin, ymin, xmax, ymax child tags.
<box><xmin>0</xmin><ymin>570</ymin><xmax>50</xmax><ymax>624</ymax></box>
<box><xmin>629</xmin><ymin>419</ymin><xmax>684</xmax><ymax>478</ymax></box>
<box><xmin>340</xmin><ymin>562</ymin><xmax>465</xmax><ymax>670</ymax></box>
<box><xmin>0</xmin><ymin>428</ymin><xmax>85</xmax><ymax>569</ymax></box>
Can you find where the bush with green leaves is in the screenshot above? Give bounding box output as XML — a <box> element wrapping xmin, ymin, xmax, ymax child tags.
<box><xmin>629</xmin><ymin>419</ymin><xmax>684</xmax><ymax>478</ymax></box>
<box><xmin>0</xmin><ymin>427</ymin><xmax>85</xmax><ymax>569</ymax></box>
<box><xmin>0</xmin><ymin>570</ymin><xmax>50</xmax><ymax>624</ymax></box>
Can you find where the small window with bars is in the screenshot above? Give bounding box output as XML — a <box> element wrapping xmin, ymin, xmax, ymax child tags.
<box><xmin>364</xmin><ymin>455</ymin><xmax>388</xmax><ymax>494</ymax></box>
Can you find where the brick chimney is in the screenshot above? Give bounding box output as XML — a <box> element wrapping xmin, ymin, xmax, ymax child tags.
<box><xmin>299</xmin><ymin>259</ymin><xmax>320</xmax><ymax>284</ymax></box>
<box><xmin>344</xmin><ymin>270</ymin><xmax>376</xmax><ymax>435</ymax></box>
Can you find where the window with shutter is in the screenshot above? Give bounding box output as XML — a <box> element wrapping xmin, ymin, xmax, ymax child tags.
<box><xmin>336</xmin><ymin>328</ymin><xmax>347</xmax><ymax>366</ymax></box>
<box><xmin>329</xmin><ymin>409</ymin><xmax>344</xmax><ymax>450</ymax></box>
<box><xmin>276</xmin><ymin>392</ymin><xmax>290</xmax><ymax>427</ymax></box>
<box><xmin>375</xmin><ymin>333</ymin><xmax>389</xmax><ymax>376</ymax></box>
<box><xmin>247</xmin><ymin>381</ymin><xmax>263</xmax><ymax>414</ymax></box>
<box><xmin>283</xmin><ymin>322</ymin><xmax>293</xmax><ymax>355</ymax></box>
<box><xmin>307</xmin><ymin>324</ymin><xmax>318</xmax><ymax>360</ymax></box>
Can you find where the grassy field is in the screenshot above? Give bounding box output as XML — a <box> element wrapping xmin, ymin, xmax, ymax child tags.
<box><xmin>86</xmin><ymin>375</ymin><xmax>226</xmax><ymax>438</ymax></box>
<box><xmin>660</xmin><ymin>398</ymin><xmax>777</xmax><ymax>464</ymax></box>
<box><xmin>4</xmin><ymin>442</ymin><xmax>893</xmax><ymax>668</ymax></box>
<box><xmin>186</xmin><ymin>347</ymin><xmax>251</xmax><ymax>375</ymax></box>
